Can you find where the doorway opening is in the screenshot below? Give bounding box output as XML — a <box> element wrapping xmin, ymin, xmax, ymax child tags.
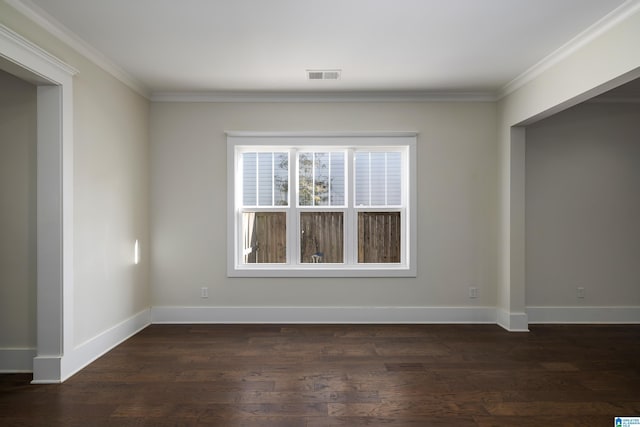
<box><xmin>0</xmin><ymin>24</ymin><xmax>77</xmax><ymax>383</ymax></box>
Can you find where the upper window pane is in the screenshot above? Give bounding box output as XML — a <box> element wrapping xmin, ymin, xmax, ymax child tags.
<box><xmin>258</xmin><ymin>153</ymin><xmax>273</xmax><ymax>206</ymax></box>
<box><xmin>355</xmin><ymin>151</ymin><xmax>403</xmax><ymax>207</ymax></box>
<box><xmin>242</xmin><ymin>152</ymin><xmax>288</xmax><ymax>207</ymax></box>
<box><xmin>242</xmin><ymin>153</ymin><xmax>257</xmax><ymax>206</ymax></box>
<box><xmin>371</xmin><ymin>152</ymin><xmax>386</xmax><ymax>205</ymax></box>
<box><xmin>330</xmin><ymin>152</ymin><xmax>345</xmax><ymax>205</ymax></box>
<box><xmin>298</xmin><ymin>151</ymin><xmax>345</xmax><ymax>207</ymax></box>
<box><xmin>386</xmin><ymin>152</ymin><xmax>402</xmax><ymax>205</ymax></box>
<box><xmin>274</xmin><ymin>153</ymin><xmax>289</xmax><ymax>205</ymax></box>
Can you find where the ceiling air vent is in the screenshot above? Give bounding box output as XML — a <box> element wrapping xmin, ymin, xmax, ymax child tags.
<box><xmin>307</xmin><ymin>69</ymin><xmax>341</xmax><ymax>80</ymax></box>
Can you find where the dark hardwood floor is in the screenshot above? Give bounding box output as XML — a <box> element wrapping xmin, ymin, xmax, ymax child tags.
<box><xmin>1</xmin><ymin>324</ymin><xmax>639</xmax><ymax>426</ymax></box>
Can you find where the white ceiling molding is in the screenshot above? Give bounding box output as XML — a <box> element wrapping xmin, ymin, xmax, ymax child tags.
<box><xmin>0</xmin><ymin>23</ymin><xmax>78</xmax><ymax>78</ymax></box>
<box><xmin>587</xmin><ymin>96</ymin><xmax>640</xmax><ymax>103</ymax></box>
<box><xmin>151</xmin><ymin>90</ymin><xmax>497</xmax><ymax>103</ymax></box>
<box><xmin>5</xmin><ymin>0</ymin><xmax>150</xmax><ymax>98</ymax></box>
<box><xmin>8</xmin><ymin>0</ymin><xmax>634</xmax><ymax>103</ymax></box>
<box><xmin>498</xmin><ymin>0</ymin><xmax>640</xmax><ymax>99</ymax></box>
<box><xmin>4</xmin><ymin>0</ymin><xmax>496</xmax><ymax>105</ymax></box>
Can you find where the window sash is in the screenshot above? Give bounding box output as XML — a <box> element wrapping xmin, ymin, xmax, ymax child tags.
<box><xmin>237</xmin><ymin>151</ymin><xmax>407</xmax><ymax>267</ymax></box>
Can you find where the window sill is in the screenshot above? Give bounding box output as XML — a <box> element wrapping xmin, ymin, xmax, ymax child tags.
<box><xmin>228</xmin><ymin>265</ymin><xmax>416</xmax><ymax>278</ymax></box>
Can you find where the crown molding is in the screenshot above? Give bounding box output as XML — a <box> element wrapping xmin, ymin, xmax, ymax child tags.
<box><xmin>9</xmin><ymin>0</ymin><xmax>635</xmax><ymax>104</ymax></box>
<box><xmin>498</xmin><ymin>0</ymin><xmax>640</xmax><ymax>99</ymax></box>
<box><xmin>151</xmin><ymin>90</ymin><xmax>497</xmax><ymax>103</ymax></box>
<box><xmin>0</xmin><ymin>23</ymin><xmax>78</xmax><ymax>77</ymax></box>
<box><xmin>5</xmin><ymin>0</ymin><xmax>150</xmax><ymax>98</ymax></box>
<box><xmin>587</xmin><ymin>96</ymin><xmax>640</xmax><ymax>104</ymax></box>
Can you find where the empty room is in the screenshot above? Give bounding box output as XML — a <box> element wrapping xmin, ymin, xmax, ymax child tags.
<box><xmin>1</xmin><ymin>0</ymin><xmax>639</xmax><ymax>425</ymax></box>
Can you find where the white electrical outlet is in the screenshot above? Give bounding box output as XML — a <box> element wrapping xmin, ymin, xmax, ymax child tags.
<box><xmin>577</xmin><ymin>287</ymin><xmax>585</xmax><ymax>299</ymax></box>
<box><xmin>469</xmin><ymin>287</ymin><xmax>478</xmax><ymax>299</ymax></box>
<box><xmin>201</xmin><ymin>287</ymin><xmax>208</xmax><ymax>298</ymax></box>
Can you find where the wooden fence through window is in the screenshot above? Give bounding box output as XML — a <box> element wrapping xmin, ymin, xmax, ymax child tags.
<box><xmin>243</xmin><ymin>212</ymin><xmax>286</xmax><ymax>263</ymax></box>
<box><xmin>358</xmin><ymin>212</ymin><xmax>401</xmax><ymax>263</ymax></box>
<box><xmin>243</xmin><ymin>211</ymin><xmax>400</xmax><ymax>264</ymax></box>
<box><xmin>300</xmin><ymin>212</ymin><xmax>344</xmax><ymax>263</ymax></box>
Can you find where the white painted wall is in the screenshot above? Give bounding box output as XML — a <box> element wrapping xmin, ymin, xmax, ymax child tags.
<box><xmin>526</xmin><ymin>101</ymin><xmax>640</xmax><ymax>307</ymax></box>
<box><xmin>0</xmin><ymin>69</ymin><xmax>37</xmax><ymax>350</ymax></box>
<box><xmin>150</xmin><ymin>101</ymin><xmax>498</xmax><ymax>317</ymax></box>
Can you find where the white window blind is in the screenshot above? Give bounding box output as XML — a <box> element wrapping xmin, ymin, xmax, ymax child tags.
<box><xmin>298</xmin><ymin>151</ymin><xmax>345</xmax><ymax>207</ymax></box>
<box><xmin>242</xmin><ymin>152</ymin><xmax>288</xmax><ymax>207</ymax></box>
<box><xmin>355</xmin><ymin>151</ymin><xmax>402</xmax><ymax>207</ymax></box>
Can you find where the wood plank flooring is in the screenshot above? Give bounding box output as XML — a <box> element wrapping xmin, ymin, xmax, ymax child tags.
<box><xmin>1</xmin><ymin>324</ymin><xmax>639</xmax><ymax>426</ymax></box>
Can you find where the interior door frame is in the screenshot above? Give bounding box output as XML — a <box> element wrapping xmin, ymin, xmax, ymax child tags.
<box><xmin>0</xmin><ymin>24</ymin><xmax>76</xmax><ymax>383</ymax></box>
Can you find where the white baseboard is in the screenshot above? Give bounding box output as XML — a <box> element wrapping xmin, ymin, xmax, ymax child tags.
<box><xmin>29</xmin><ymin>309</ymin><xmax>152</xmax><ymax>383</ymax></box>
<box><xmin>59</xmin><ymin>308</ymin><xmax>151</xmax><ymax>382</ymax></box>
<box><xmin>496</xmin><ymin>310</ymin><xmax>530</xmax><ymax>332</ymax></box>
<box><xmin>24</xmin><ymin>305</ymin><xmax>640</xmax><ymax>382</ymax></box>
<box><xmin>31</xmin><ymin>356</ymin><xmax>61</xmax><ymax>384</ymax></box>
<box><xmin>0</xmin><ymin>348</ymin><xmax>36</xmax><ymax>373</ymax></box>
<box><xmin>151</xmin><ymin>306</ymin><xmax>497</xmax><ymax>324</ymax></box>
<box><xmin>528</xmin><ymin>306</ymin><xmax>640</xmax><ymax>324</ymax></box>
<box><xmin>22</xmin><ymin>305</ymin><xmax>640</xmax><ymax>382</ymax></box>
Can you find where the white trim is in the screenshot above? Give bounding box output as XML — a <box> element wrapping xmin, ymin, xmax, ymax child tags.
<box><xmin>151</xmin><ymin>306</ymin><xmax>497</xmax><ymax>324</ymax></box>
<box><xmin>0</xmin><ymin>21</ymin><xmax>75</xmax><ymax>384</ymax></box>
<box><xmin>6</xmin><ymin>0</ymin><xmax>638</xmax><ymax>103</ymax></box>
<box><xmin>57</xmin><ymin>309</ymin><xmax>150</xmax><ymax>382</ymax></box>
<box><xmin>36</xmin><ymin>85</ymin><xmax>68</xmax><ymax>381</ymax></box>
<box><xmin>0</xmin><ymin>348</ymin><xmax>37</xmax><ymax>373</ymax></box>
<box><xmin>226</xmin><ymin>266</ymin><xmax>417</xmax><ymax>278</ymax></box>
<box><xmin>151</xmin><ymin>90</ymin><xmax>496</xmax><ymax>103</ymax></box>
<box><xmin>0</xmin><ymin>24</ymin><xmax>78</xmax><ymax>77</ymax></box>
<box><xmin>226</xmin><ymin>131</ymin><xmax>419</xmax><ymax>138</ymax></box>
<box><xmin>496</xmin><ymin>310</ymin><xmax>529</xmax><ymax>332</ymax></box>
<box><xmin>31</xmin><ymin>356</ymin><xmax>61</xmax><ymax>384</ymax></box>
<box><xmin>498</xmin><ymin>0</ymin><xmax>640</xmax><ymax>99</ymax></box>
<box><xmin>528</xmin><ymin>306</ymin><xmax>640</xmax><ymax>324</ymax></box>
<box><xmin>5</xmin><ymin>0</ymin><xmax>149</xmax><ymax>98</ymax></box>
<box><xmin>227</xmin><ymin>134</ymin><xmax>417</xmax><ymax>277</ymax></box>
<box><xmin>30</xmin><ymin>309</ymin><xmax>151</xmax><ymax>384</ymax></box>
<box><xmin>587</xmin><ymin>96</ymin><xmax>640</xmax><ymax>104</ymax></box>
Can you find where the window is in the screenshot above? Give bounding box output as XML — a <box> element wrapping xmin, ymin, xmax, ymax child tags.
<box><xmin>227</xmin><ymin>132</ymin><xmax>417</xmax><ymax>277</ymax></box>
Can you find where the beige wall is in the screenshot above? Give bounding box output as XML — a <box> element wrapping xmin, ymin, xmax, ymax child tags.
<box><xmin>72</xmin><ymin>52</ymin><xmax>150</xmax><ymax>344</ymax></box>
<box><xmin>526</xmin><ymin>101</ymin><xmax>640</xmax><ymax>307</ymax></box>
<box><xmin>2</xmin><ymin>0</ymin><xmax>639</xmax><ymax>342</ymax></box>
<box><xmin>0</xmin><ymin>69</ymin><xmax>37</xmax><ymax>349</ymax></box>
<box><xmin>150</xmin><ymin>101</ymin><xmax>498</xmax><ymax>309</ymax></box>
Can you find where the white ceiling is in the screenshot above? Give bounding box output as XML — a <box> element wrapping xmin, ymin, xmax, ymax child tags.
<box><xmin>14</xmin><ymin>0</ymin><xmax>631</xmax><ymax>97</ymax></box>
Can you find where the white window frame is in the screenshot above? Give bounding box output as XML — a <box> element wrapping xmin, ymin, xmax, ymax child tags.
<box><xmin>227</xmin><ymin>132</ymin><xmax>417</xmax><ymax>277</ymax></box>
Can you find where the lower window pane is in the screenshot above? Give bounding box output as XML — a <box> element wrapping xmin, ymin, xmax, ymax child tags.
<box><xmin>242</xmin><ymin>212</ymin><xmax>286</xmax><ymax>263</ymax></box>
<box><xmin>358</xmin><ymin>212</ymin><xmax>401</xmax><ymax>263</ymax></box>
<box><xmin>300</xmin><ymin>212</ymin><xmax>344</xmax><ymax>263</ymax></box>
